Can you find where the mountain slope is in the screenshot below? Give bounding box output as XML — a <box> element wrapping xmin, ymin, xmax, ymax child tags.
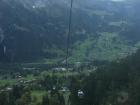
<box><xmin>0</xmin><ymin>0</ymin><xmax>140</xmax><ymax>63</ymax></box>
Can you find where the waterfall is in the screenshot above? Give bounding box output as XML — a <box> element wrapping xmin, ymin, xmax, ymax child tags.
<box><xmin>0</xmin><ymin>28</ymin><xmax>4</xmax><ymax>44</ymax></box>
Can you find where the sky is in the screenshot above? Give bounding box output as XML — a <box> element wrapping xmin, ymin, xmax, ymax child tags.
<box><xmin>111</xmin><ymin>0</ymin><xmax>126</xmax><ymax>2</ymax></box>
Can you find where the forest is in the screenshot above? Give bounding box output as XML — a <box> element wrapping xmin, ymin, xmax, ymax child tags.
<box><xmin>0</xmin><ymin>0</ymin><xmax>140</xmax><ymax>105</ymax></box>
<box><xmin>0</xmin><ymin>47</ymin><xmax>140</xmax><ymax>105</ymax></box>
